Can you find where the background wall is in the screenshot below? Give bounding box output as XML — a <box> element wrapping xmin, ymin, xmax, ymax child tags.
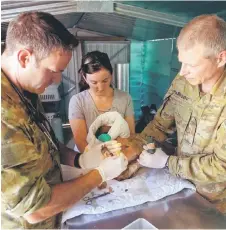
<box><xmin>130</xmin><ymin>39</ymin><xmax>180</xmax><ymax>119</ymax></box>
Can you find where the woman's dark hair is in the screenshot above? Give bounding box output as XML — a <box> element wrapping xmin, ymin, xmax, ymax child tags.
<box><xmin>79</xmin><ymin>51</ymin><xmax>113</xmax><ymax>91</ymax></box>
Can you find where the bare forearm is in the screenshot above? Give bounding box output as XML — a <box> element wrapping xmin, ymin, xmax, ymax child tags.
<box><xmin>76</xmin><ymin>140</ymin><xmax>88</xmax><ymax>153</ymax></box>
<box><xmin>125</xmin><ymin>116</ymin><xmax>135</xmax><ymax>135</ymax></box>
<box><xmin>24</xmin><ymin>169</ymin><xmax>102</xmax><ymax>224</ymax></box>
<box><xmin>59</xmin><ymin>143</ymin><xmax>79</xmax><ymax>167</ymax></box>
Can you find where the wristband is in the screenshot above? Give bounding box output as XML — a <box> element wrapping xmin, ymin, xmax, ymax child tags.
<box><xmin>74</xmin><ymin>153</ymin><xmax>82</xmax><ymax>168</ymax></box>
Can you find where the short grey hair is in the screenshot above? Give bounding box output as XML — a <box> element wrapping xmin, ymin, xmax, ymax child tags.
<box><xmin>5</xmin><ymin>11</ymin><xmax>79</xmax><ymax>60</ymax></box>
<box><xmin>177</xmin><ymin>14</ymin><xmax>226</xmax><ymax>58</ymax></box>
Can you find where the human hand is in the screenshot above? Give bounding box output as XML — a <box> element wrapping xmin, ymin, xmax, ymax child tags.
<box><xmin>137</xmin><ymin>147</ymin><xmax>169</xmax><ymax>169</ymax></box>
<box><xmin>79</xmin><ymin>141</ymin><xmax>122</xmax><ymax>169</ymax></box>
<box><xmin>96</xmin><ymin>154</ymin><xmax>128</xmax><ymax>182</ymax></box>
<box><xmin>104</xmin><ymin>140</ymin><xmax>122</xmax><ymax>155</ymax></box>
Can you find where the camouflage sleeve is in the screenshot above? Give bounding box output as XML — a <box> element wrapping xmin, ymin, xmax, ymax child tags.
<box><xmin>1</xmin><ymin>119</ymin><xmax>52</xmax><ymax>218</ymax></box>
<box><xmin>140</xmin><ymin>75</ymin><xmax>179</xmax><ymax>142</ymax></box>
<box><xmin>168</xmin><ymin>120</ymin><xmax>226</xmax><ymax>183</ymax></box>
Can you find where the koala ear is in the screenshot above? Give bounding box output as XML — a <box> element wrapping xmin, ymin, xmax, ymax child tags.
<box><xmin>217</xmin><ymin>50</ymin><xmax>226</xmax><ymax>68</ymax></box>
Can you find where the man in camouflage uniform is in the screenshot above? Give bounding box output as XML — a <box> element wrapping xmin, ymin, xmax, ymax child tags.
<box><xmin>138</xmin><ymin>15</ymin><xmax>226</xmax><ymax>214</ymax></box>
<box><xmin>1</xmin><ymin>12</ymin><xmax>127</xmax><ymax>229</ymax></box>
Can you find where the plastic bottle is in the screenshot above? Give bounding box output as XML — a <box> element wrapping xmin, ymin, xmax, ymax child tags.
<box><xmin>51</xmin><ymin>113</ymin><xmax>64</xmax><ymax>143</ymax></box>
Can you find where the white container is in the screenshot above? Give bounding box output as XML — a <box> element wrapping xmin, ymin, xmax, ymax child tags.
<box><xmin>39</xmin><ymin>83</ymin><xmax>61</xmax><ymax>102</ymax></box>
<box><xmin>45</xmin><ymin>112</ymin><xmax>56</xmax><ymax>124</ymax></box>
<box><xmin>39</xmin><ymin>84</ymin><xmax>61</xmax><ymax>113</ymax></box>
<box><xmin>123</xmin><ymin>218</ymin><xmax>158</xmax><ymax>229</ymax></box>
<box><xmin>51</xmin><ymin>115</ymin><xmax>64</xmax><ymax>144</ymax></box>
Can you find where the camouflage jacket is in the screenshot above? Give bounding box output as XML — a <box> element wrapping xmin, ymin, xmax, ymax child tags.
<box><xmin>141</xmin><ymin>70</ymin><xmax>226</xmax><ymax>213</ymax></box>
<box><xmin>1</xmin><ymin>71</ymin><xmax>63</xmax><ymax>229</ymax></box>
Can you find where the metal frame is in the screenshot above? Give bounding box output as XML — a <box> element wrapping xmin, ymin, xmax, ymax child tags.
<box><xmin>1</xmin><ymin>1</ymin><xmax>114</xmax><ymax>23</ymax></box>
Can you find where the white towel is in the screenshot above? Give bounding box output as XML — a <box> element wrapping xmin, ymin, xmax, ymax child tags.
<box><xmin>61</xmin><ymin>167</ymin><xmax>195</xmax><ymax>223</ymax></box>
<box><xmin>86</xmin><ymin>111</ymin><xmax>130</xmax><ymax>147</ymax></box>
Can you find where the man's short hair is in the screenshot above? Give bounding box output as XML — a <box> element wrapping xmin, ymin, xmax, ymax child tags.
<box><xmin>177</xmin><ymin>14</ymin><xmax>226</xmax><ymax>58</ymax></box>
<box><xmin>5</xmin><ymin>11</ymin><xmax>79</xmax><ymax>59</ymax></box>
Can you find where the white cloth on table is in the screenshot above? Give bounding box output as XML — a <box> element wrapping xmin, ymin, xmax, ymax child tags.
<box><xmin>61</xmin><ymin>166</ymin><xmax>195</xmax><ymax>223</ymax></box>
<box><xmin>62</xmin><ymin>112</ymin><xmax>195</xmax><ymax>223</ymax></box>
